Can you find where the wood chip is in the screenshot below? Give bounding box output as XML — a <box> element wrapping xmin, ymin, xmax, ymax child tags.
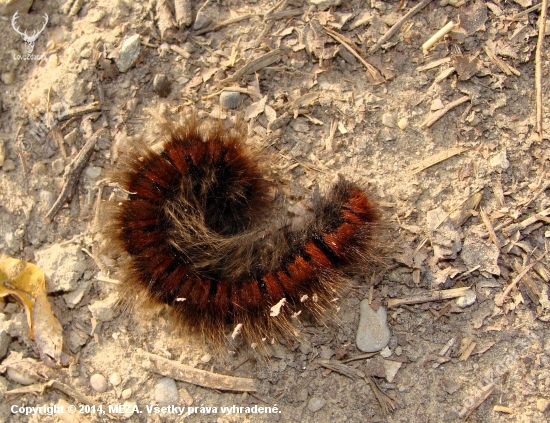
<box><xmin>220</xmin><ymin>49</ymin><xmax>281</xmax><ymax>85</ymax></box>
<box><xmin>387</xmin><ymin>287</ymin><xmax>472</xmax><ymax>308</ymax></box>
<box><xmin>408</xmin><ymin>146</ymin><xmax>469</xmax><ymax>174</ymax></box>
<box><xmin>493</xmin><ymin>405</ymin><xmax>513</xmax><ymax>414</ymax></box>
<box><xmin>459</xmin><ymin>383</ymin><xmax>495</xmax><ymax>418</ymax></box>
<box><xmin>136</xmin><ymin>350</ymin><xmax>256</xmax><ymax>392</ymax></box>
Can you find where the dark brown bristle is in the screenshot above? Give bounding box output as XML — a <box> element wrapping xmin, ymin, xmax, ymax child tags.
<box><xmin>104</xmin><ymin>113</ymin><xmax>381</xmax><ymax>350</ymax></box>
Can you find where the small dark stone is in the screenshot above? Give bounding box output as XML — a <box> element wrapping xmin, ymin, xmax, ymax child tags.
<box><xmin>219</xmin><ymin>91</ymin><xmax>242</xmax><ymax>109</ymax></box>
<box><xmin>153</xmin><ymin>74</ymin><xmax>171</xmax><ymax>98</ymax></box>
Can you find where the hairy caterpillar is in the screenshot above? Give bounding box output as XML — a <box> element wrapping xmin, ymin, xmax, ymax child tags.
<box><xmin>105</xmin><ymin>113</ymin><xmax>380</xmax><ymax>349</ymax></box>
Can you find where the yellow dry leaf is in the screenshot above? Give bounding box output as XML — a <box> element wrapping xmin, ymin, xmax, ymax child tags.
<box><xmin>0</xmin><ymin>254</ymin><xmax>46</xmax><ymax>339</ymax></box>
<box><xmin>0</xmin><ymin>254</ymin><xmax>66</xmax><ymax>367</ymax></box>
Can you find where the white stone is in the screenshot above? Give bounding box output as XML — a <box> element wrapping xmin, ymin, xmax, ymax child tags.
<box><xmin>490</xmin><ymin>149</ymin><xmax>510</xmax><ymax>169</ymax></box>
<box><xmin>456</xmin><ymin>290</ymin><xmax>477</xmax><ymax>308</ymax></box>
<box><xmin>85</xmin><ymin>166</ymin><xmax>102</xmax><ymax>179</ymax></box>
<box><xmin>356</xmin><ymin>301</ymin><xmax>391</xmax><ymax>353</ymax></box>
<box><xmin>109</xmin><ymin>372</ymin><xmax>121</xmax><ymax>386</ymax></box>
<box><xmin>381</xmin><ymin>112</ymin><xmax>395</xmax><ymax>128</ymax></box>
<box><xmin>154</xmin><ymin>377</ymin><xmax>179</xmax><ymax>406</ymax></box>
<box><xmin>307</xmin><ymin>396</ymin><xmax>326</xmax><ymax>412</ymax></box>
<box><xmin>90</xmin><ymin>373</ymin><xmax>108</xmax><ymax>393</ymax></box>
<box><xmin>382</xmin><ymin>359</ymin><xmax>402</xmax><ymax>382</ymax></box>
<box><xmin>7</xmin><ymin>367</ymin><xmax>38</xmax><ymax>385</ymax></box>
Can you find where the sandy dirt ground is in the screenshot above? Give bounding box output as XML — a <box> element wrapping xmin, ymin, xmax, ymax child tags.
<box><xmin>1</xmin><ymin>0</ymin><xmax>550</xmax><ymax>422</ymax></box>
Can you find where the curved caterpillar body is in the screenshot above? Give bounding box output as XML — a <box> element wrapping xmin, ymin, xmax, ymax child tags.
<box><xmin>106</xmin><ymin>115</ymin><xmax>379</xmax><ymax>349</ymax></box>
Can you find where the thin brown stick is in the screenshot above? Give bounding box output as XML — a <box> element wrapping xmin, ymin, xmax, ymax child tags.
<box><xmin>420</xmin><ymin>95</ymin><xmax>470</xmax><ymax>128</ymax></box>
<box><xmin>137</xmin><ymin>349</ymin><xmax>256</xmax><ymax>392</ymax></box>
<box><xmin>44</xmin><ymin>129</ymin><xmax>106</xmax><ymax>223</ymax></box>
<box><xmin>459</xmin><ymin>383</ymin><xmax>495</xmax><ymax>418</ymax></box>
<box><xmin>59</xmin><ymin>101</ymin><xmax>102</xmax><ymax>121</ymax></box>
<box><xmin>482</xmin><ymin>45</ymin><xmax>521</xmax><ymax>76</ymax></box>
<box><xmin>365</xmin><ymin>376</ymin><xmax>396</xmax><ymax>415</ymax></box>
<box><xmin>220</xmin><ymin>49</ymin><xmax>281</xmax><ymax>85</ymax></box>
<box><xmin>535</xmin><ymin>0</ymin><xmax>548</xmax><ymax>142</ymax></box>
<box><xmin>494</xmin><ymin>249</ymin><xmax>549</xmax><ymax>307</ymax></box>
<box><xmin>195</xmin><ymin>14</ymin><xmax>256</xmax><ymax>36</ymax></box>
<box><xmin>324</xmin><ymin>27</ymin><xmax>384</xmax><ymax>84</ymax></box>
<box><xmin>480</xmin><ymin>209</ymin><xmax>501</xmax><ymax>249</ymax></box>
<box><xmin>369</xmin><ymin>0</ymin><xmax>434</xmax><ymax>54</ymax></box>
<box><xmin>507</xmin><ymin>2</ymin><xmax>543</xmax><ymax>21</ymax></box>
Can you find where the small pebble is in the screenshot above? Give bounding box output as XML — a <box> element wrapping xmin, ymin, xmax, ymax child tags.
<box><xmin>52</xmin><ymin>158</ymin><xmax>65</xmax><ymax>175</ymax></box>
<box><xmin>380</xmin><ymin>346</ymin><xmax>392</xmax><ymax>358</ymax></box>
<box><xmin>193</xmin><ymin>10</ymin><xmax>211</xmax><ymax>30</ymax></box>
<box><xmin>456</xmin><ymin>290</ymin><xmax>477</xmax><ymax>308</ymax></box>
<box><xmin>490</xmin><ymin>150</ymin><xmax>509</xmax><ymax>170</ymax></box>
<box><xmin>440</xmin><ymin>0</ymin><xmax>450</xmax><ymax>5</ymax></box>
<box><xmin>537</xmin><ymin>398</ymin><xmax>550</xmax><ymax>412</ymax></box>
<box><xmin>7</xmin><ymin>367</ymin><xmax>38</xmax><ymax>385</ymax></box>
<box><xmin>122</xmin><ymin>388</ymin><xmax>132</xmax><ymax>400</ymax></box>
<box><xmin>116</xmin><ymin>34</ymin><xmax>141</xmax><ymax>73</ymax></box>
<box><xmin>1</xmin><ymin>72</ymin><xmax>15</xmax><ymax>85</ymax></box>
<box><xmin>430</xmin><ymin>98</ymin><xmax>444</xmax><ymax>111</ymax></box>
<box><xmin>80</xmin><ymin>48</ymin><xmax>92</xmax><ymax>59</ymax></box>
<box><xmin>2</xmin><ymin>159</ymin><xmax>15</xmax><ymax>172</ymax></box>
<box><xmin>307</xmin><ymin>396</ymin><xmax>326</xmax><ymax>412</ymax></box>
<box><xmin>395</xmin><ymin>346</ymin><xmax>403</xmax><ymax>356</ymax></box>
<box><xmin>219</xmin><ymin>91</ymin><xmax>242</xmax><ymax>109</ymax></box>
<box><xmin>154</xmin><ymin>377</ymin><xmax>179</xmax><ymax>406</ymax></box>
<box><xmin>381</xmin><ymin>112</ymin><xmax>395</xmax><ymax>128</ymax></box>
<box><xmin>90</xmin><ymin>373</ymin><xmax>108</xmax><ymax>393</ymax></box>
<box><xmin>109</xmin><ymin>372</ymin><xmax>121</xmax><ymax>386</ymax></box>
<box><xmin>153</xmin><ymin>74</ymin><xmax>171</xmax><ymax>98</ymax></box>
<box><xmin>200</xmin><ymin>353</ymin><xmax>212</xmax><ymax>363</ymax></box>
<box><xmin>32</xmin><ymin>162</ymin><xmax>48</xmax><ymax>175</ymax></box>
<box><xmin>356</xmin><ymin>300</ymin><xmax>391</xmax><ymax>353</ymax></box>
<box><xmin>397</xmin><ymin>117</ymin><xmax>408</xmax><ymax>130</ymax></box>
<box><xmin>85</xmin><ymin>166</ymin><xmax>102</xmax><ymax>179</ymax></box>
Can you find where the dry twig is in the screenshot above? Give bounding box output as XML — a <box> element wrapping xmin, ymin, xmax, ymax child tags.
<box><xmin>44</xmin><ymin>129</ymin><xmax>106</xmax><ymax>223</ymax></box>
<box><xmin>324</xmin><ymin>27</ymin><xmax>384</xmax><ymax>84</ymax></box>
<box><xmin>408</xmin><ymin>146</ymin><xmax>469</xmax><ymax>174</ymax></box>
<box><xmin>420</xmin><ymin>95</ymin><xmax>470</xmax><ymax>128</ymax></box>
<box><xmin>387</xmin><ymin>287</ymin><xmax>472</xmax><ymax>308</ymax></box>
<box><xmin>220</xmin><ymin>49</ymin><xmax>281</xmax><ymax>85</ymax></box>
<box><xmin>494</xmin><ymin>249</ymin><xmax>549</xmax><ymax>307</ymax></box>
<box><xmin>459</xmin><ymin>383</ymin><xmax>495</xmax><ymax>418</ymax></box>
<box><xmin>535</xmin><ymin>0</ymin><xmax>548</xmax><ymax>142</ymax></box>
<box><xmin>195</xmin><ymin>14</ymin><xmax>256</xmax><ymax>36</ymax></box>
<box><xmin>137</xmin><ymin>350</ymin><xmax>256</xmax><ymax>392</ymax></box>
<box><xmin>370</xmin><ymin>0</ymin><xmax>434</xmax><ymax>54</ymax></box>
